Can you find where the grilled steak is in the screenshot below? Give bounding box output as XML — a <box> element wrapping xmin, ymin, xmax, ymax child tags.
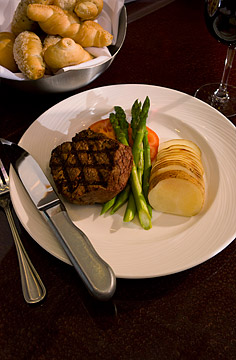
<box><xmin>49</xmin><ymin>129</ymin><xmax>133</xmax><ymax>204</ymax></box>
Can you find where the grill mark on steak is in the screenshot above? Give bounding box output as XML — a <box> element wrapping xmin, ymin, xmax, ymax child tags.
<box><xmin>49</xmin><ymin>129</ymin><xmax>133</xmax><ymax>204</ymax></box>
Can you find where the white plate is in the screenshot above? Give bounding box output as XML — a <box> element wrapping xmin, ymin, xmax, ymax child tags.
<box><xmin>10</xmin><ymin>84</ymin><xmax>236</xmax><ymax>278</ymax></box>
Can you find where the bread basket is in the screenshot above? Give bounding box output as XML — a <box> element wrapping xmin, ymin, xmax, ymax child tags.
<box><xmin>0</xmin><ymin>2</ymin><xmax>127</xmax><ymax>93</ymax></box>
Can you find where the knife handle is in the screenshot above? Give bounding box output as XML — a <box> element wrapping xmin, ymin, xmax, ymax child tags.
<box><xmin>42</xmin><ymin>205</ymin><xmax>116</xmax><ymax>301</ymax></box>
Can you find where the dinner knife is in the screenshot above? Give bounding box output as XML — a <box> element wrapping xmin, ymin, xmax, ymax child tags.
<box><xmin>0</xmin><ymin>138</ymin><xmax>116</xmax><ymax>301</ymax></box>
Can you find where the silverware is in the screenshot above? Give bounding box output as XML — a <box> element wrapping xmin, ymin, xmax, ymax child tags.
<box><xmin>0</xmin><ymin>158</ymin><xmax>46</xmax><ymax>304</ymax></box>
<box><xmin>0</xmin><ymin>139</ymin><xmax>116</xmax><ymax>301</ymax></box>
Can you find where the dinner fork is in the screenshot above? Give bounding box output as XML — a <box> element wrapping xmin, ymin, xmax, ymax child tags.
<box><xmin>0</xmin><ymin>159</ymin><xmax>46</xmax><ymax>304</ymax></box>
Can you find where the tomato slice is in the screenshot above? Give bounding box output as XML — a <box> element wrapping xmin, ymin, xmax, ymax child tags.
<box><xmin>89</xmin><ymin>119</ymin><xmax>159</xmax><ymax>162</ymax></box>
<box><xmin>89</xmin><ymin>118</ymin><xmax>116</xmax><ymax>140</ymax></box>
<box><xmin>147</xmin><ymin>126</ymin><xmax>159</xmax><ymax>162</ymax></box>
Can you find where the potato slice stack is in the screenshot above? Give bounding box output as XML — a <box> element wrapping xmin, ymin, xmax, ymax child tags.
<box><xmin>148</xmin><ymin>139</ymin><xmax>205</xmax><ymax>216</ymax></box>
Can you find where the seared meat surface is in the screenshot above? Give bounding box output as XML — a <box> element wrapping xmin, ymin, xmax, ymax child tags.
<box><xmin>49</xmin><ymin>129</ymin><xmax>133</xmax><ymax>204</ymax></box>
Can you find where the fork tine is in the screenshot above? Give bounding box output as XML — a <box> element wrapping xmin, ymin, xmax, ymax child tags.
<box><xmin>0</xmin><ymin>158</ymin><xmax>9</xmax><ymax>186</ymax></box>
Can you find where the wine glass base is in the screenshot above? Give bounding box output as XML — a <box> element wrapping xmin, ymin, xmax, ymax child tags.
<box><xmin>194</xmin><ymin>83</ymin><xmax>236</xmax><ymax>118</ymax></box>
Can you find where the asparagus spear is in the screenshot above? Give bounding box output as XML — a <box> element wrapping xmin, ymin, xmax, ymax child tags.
<box><xmin>123</xmin><ymin>100</ymin><xmax>141</xmax><ymax>221</ymax></box>
<box><xmin>130</xmin><ymin>165</ymin><xmax>152</xmax><ymax>230</ymax></box>
<box><xmin>143</xmin><ymin>128</ymin><xmax>152</xmax><ymax>216</ymax></box>
<box><xmin>131</xmin><ymin>100</ymin><xmax>142</xmax><ymax>141</ymax></box>
<box><xmin>100</xmin><ymin>196</ymin><xmax>117</xmax><ymax>215</ymax></box>
<box><xmin>110</xmin><ymin>110</ymin><xmax>152</xmax><ymax>230</ymax></box>
<box><xmin>107</xmin><ymin>110</ymin><xmax>131</xmax><ymax>213</ymax></box>
<box><xmin>109</xmin><ymin>112</ymin><xmax>128</xmax><ymax>145</ymax></box>
<box><xmin>132</xmin><ymin>96</ymin><xmax>150</xmax><ymax>165</ymax></box>
<box><xmin>131</xmin><ymin>96</ymin><xmax>150</xmax><ymax>190</ymax></box>
<box><xmin>100</xmin><ymin>109</ymin><xmax>130</xmax><ymax>215</ymax></box>
<box><xmin>114</xmin><ymin>106</ymin><xmax>129</xmax><ymax>140</ymax></box>
<box><xmin>110</xmin><ymin>184</ymin><xmax>131</xmax><ymax>214</ymax></box>
<box><xmin>123</xmin><ymin>191</ymin><xmax>136</xmax><ymax>222</ymax></box>
<box><xmin>124</xmin><ymin>97</ymin><xmax>152</xmax><ymax>223</ymax></box>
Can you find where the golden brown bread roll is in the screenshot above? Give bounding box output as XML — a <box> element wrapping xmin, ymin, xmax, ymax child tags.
<box><xmin>74</xmin><ymin>20</ymin><xmax>112</xmax><ymax>47</ymax></box>
<box><xmin>11</xmin><ymin>0</ymin><xmax>36</xmax><ymax>36</ymax></box>
<box><xmin>27</xmin><ymin>4</ymin><xmax>81</xmax><ymax>38</ymax></box>
<box><xmin>74</xmin><ymin>0</ymin><xmax>103</xmax><ymax>20</ymax></box>
<box><xmin>13</xmin><ymin>31</ymin><xmax>45</xmax><ymax>80</ymax></box>
<box><xmin>11</xmin><ymin>0</ymin><xmax>54</xmax><ymax>36</ymax></box>
<box><xmin>42</xmin><ymin>34</ymin><xmax>62</xmax><ymax>55</ymax></box>
<box><xmin>0</xmin><ymin>32</ymin><xmax>18</xmax><ymax>72</ymax></box>
<box><xmin>44</xmin><ymin>37</ymin><xmax>93</xmax><ymax>72</ymax></box>
<box><xmin>53</xmin><ymin>0</ymin><xmax>77</xmax><ymax>11</ymax></box>
<box><xmin>42</xmin><ymin>34</ymin><xmax>62</xmax><ymax>74</ymax></box>
<box><xmin>27</xmin><ymin>4</ymin><xmax>113</xmax><ymax>47</ymax></box>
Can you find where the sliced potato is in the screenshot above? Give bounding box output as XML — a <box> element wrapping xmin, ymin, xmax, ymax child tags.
<box><xmin>156</xmin><ymin>148</ymin><xmax>201</xmax><ymax>163</ymax></box>
<box><xmin>148</xmin><ymin>176</ymin><xmax>204</xmax><ymax>216</ymax></box>
<box><xmin>156</xmin><ymin>146</ymin><xmax>202</xmax><ymax>160</ymax></box>
<box><xmin>149</xmin><ymin>170</ymin><xmax>205</xmax><ymax>194</ymax></box>
<box><xmin>150</xmin><ymin>163</ymin><xmax>204</xmax><ymax>183</ymax></box>
<box><xmin>151</xmin><ymin>158</ymin><xmax>203</xmax><ymax>177</ymax></box>
<box><xmin>154</xmin><ymin>154</ymin><xmax>204</xmax><ymax>175</ymax></box>
<box><xmin>158</xmin><ymin>139</ymin><xmax>201</xmax><ymax>157</ymax></box>
<box><xmin>148</xmin><ymin>138</ymin><xmax>205</xmax><ymax>216</ymax></box>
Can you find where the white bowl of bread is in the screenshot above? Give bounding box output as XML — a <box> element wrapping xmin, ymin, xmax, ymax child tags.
<box><xmin>0</xmin><ymin>0</ymin><xmax>127</xmax><ymax>93</ymax></box>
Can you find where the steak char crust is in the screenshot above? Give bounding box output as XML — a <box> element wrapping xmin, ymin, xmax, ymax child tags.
<box><xmin>49</xmin><ymin>129</ymin><xmax>133</xmax><ymax>204</ymax></box>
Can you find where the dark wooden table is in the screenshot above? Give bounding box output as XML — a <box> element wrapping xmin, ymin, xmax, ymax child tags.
<box><xmin>1</xmin><ymin>1</ymin><xmax>236</xmax><ymax>359</ymax></box>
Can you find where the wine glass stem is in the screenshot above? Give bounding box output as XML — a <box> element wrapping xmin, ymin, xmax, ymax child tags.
<box><xmin>214</xmin><ymin>47</ymin><xmax>236</xmax><ymax>100</ymax></box>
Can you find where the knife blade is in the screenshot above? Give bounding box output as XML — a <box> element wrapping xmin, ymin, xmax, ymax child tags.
<box><xmin>0</xmin><ymin>138</ymin><xmax>116</xmax><ymax>301</ymax></box>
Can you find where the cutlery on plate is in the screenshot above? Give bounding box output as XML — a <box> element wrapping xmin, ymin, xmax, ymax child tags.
<box><xmin>0</xmin><ymin>158</ymin><xmax>46</xmax><ymax>304</ymax></box>
<box><xmin>0</xmin><ymin>138</ymin><xmax>116</xmax><ymax>301</ymax></box>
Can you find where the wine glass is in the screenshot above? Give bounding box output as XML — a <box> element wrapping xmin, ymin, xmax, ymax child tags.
<box><xmin>195</xmin><ymin>0</ymin><xmax>236</xmax><ymax>117</ymax></box>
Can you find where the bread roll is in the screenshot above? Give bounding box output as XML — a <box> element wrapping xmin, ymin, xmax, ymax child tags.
<box><xmin>42</xmin><ymin>34</ymin><xmax>62</xmax><ymax>73</ymax></box>
<box><xmin>0</xmin><ymin>32</ymin><xmax>18</xmax><ymax>72</ymax></box>
<box><xmin>27</xmin><ymin>4</ymin><xmax>81</xmax><ymax>38</ymax></box>
<box><xmin>42</xmin><ymin>34</ymin><xmax>62</xmax><ymax>55</ymax></box>
<box><xmin>13</xmin><ymin>31</ymin><xmax>45</xmax><ymax>80</ymax></box>
<box><xmin>27</xmin><ymin>4</ymin><xmax>113</xmax><ymax>47</ymax></box>
<box><xmin>44</xmin><ymin>37</ymin><xmax>93</xmax><ymax>72</ymax></box>
<box><xmin>74</xmin><ymin>20</ymin><xmax>113</xmax><ymax>47</ymax></box>
<box><xmin>11</xmin><ymin>0</ymin><xmax>54</xmax><ymax>36</ymax></box>
<box><xmin>53</xmin><ymin>0</ymin><xmax>77</xmax><ymax>11</ymax></box>
<box><xmin>74</xmin><ymin>0</ymin><xmax>103</xmax><ymax>20</ymax></box>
